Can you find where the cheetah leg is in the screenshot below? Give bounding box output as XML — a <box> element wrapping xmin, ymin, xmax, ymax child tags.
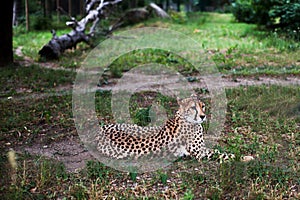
<box><xmin>192</xmin><ymin>147</ymin><xmax>214</xmax><ymax>161</ymax></box>
<box><xmin>194</xmin><ymin>147</ymin><xmax>235</xmax><ymax>163</ymax></box>
<box><xmin>212</xmin><ymin>149</ymin><xmax>235</xmax><ymax>163</ymax></box>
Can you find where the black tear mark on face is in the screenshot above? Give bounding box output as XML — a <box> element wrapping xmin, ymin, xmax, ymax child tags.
<box><xmin>193</xmin><ymin>103</ymin><xmax>198</xmax><ymax>121</ymax></box>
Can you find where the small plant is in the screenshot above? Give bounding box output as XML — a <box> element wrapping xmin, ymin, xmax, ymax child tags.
<box><xmin>157</xmin><ymin>171</ymin><xmax>168</xmax><ymax>185</ymax></box>
<box><xmin>194</xmin><ymin>174</ymin><xmax>205</xmax><ymax>183</ymax></box>
<box><xmin>212</xmin><ymin>44</ymin><xmax>238</xmax><ymax>71</ymax></box>
<box><xmin>129</xmin><ymin>172</ymin><xmax>138</xmax><ymax>182</ymax></box>
<box><xmin>133</xmin><ymin>107</ymin><xmax>151</xmax><ymax>126</ymax></box>
<box><xmin>183</xmin><ymin>189</ymin><xmax>194</xmax><ymax>200</ymax></box>
<box><xmin>260</xmin><ymin>145</ymin><xmax>278</xmax><ymax>162</ymax></box>
<box><xmin>95</xmin><ymin>90</ymin><xmax>113</xmax><ymax>121</ymax></box>
<box><xmin>169</xmin><ymin>10</ymin><xmax>188</xmax><ymax>24</ymax></box>
<box><xmin>110</xmin><ymin>65</ymin><xmax>123</xmax><ymax>78</ymax></box>
<box><xmin>70</xmin><ymin>183</ymin><xmax>89</xmax><ymax>199</ymax></box>
<box><xmin>86</xmin><ymin>161</ymin><xmax>109</xmax><ymax>180</ymax></box>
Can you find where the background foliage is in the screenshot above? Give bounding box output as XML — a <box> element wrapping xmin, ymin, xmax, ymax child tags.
<box><xmin>231</xmin><ymin>0</ymin><xmax>300</xmax><ymax>40</ymax></box>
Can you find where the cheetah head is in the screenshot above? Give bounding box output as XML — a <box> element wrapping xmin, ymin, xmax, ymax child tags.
<box><xmin>177</xmin><ymin>94</ymin><xmax>206</xmax><ymax>124</ymax></box>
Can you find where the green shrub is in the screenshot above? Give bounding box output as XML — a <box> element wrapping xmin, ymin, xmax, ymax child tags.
<box><xmin>269</xmin><ymin>2</ymin><xmax>300</xmax><ymax>40</ymax></box>
<box><xmin>231</xmin><ymin>0</ymin><xmax>256</xmax><ymax>23</ymax></box>
<box><xmin>231</xmin><ymin>0</ymin><xmax>276</xmax><ymax>25</ymax></box>
<box><xmin>231</xmin><ymin>0</ymin><xmax>300</xmax><ymax>40</ymax></box>
<box><xmin>169</xmin><ymin>10</ymin><xmax>188</xmax><ymax>24</ymax></box>
<box><xmin>33</xmin><ymin>15</ymin><xmax>52</xmax><ymax>30</ymax></box>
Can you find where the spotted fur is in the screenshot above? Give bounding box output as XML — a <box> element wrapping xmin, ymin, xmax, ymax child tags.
<box><xmin>96</xmin><ymin>94</ymin><xmax>233</xmax><ymax>162</ymax></box>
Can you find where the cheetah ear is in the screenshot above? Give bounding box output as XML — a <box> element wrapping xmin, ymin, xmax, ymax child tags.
<box><xmin>177</xmin><ymin>96</ymin><xmax>183</xmax><ymax>105</ymax></box>
<box><xmin>177</xmin><ymin>94</ymin><xmax>197</xmax><ymax>106</ymax></box>
<box><xmin>190</xmin><ymin>93</ymin><xmax>198</xmax><ymax>100</ymax></box>
<box><xmin>177</xmin><ymin>96</ymin><xmax>187</xmax><ymax>106</ymax></box>
<box><xmin>177</xmin><ymin>93</ymin><xmax>198</xmax><ymax>105</ymax></box>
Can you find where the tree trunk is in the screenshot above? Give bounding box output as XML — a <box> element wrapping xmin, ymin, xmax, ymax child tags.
<box><xmin>56</xmin><ymin>0</ymin><xmax>60</xmax><ymax>23</ymax></box>
<box><xmin>25</xmin><ymin>0</ymin><xmax>29</xmax><ymax>31</ymax></box>
<box><xmin>39</xmin><ymin>0</ymin><xmax>122</xmax><ymax>60</ymax></box>
<box><xmin>166</xmin><ymin>0</ymin><xmax>169</xmax><ymax>11</ymax></box>
<box><xmin>185</xmin><ymin>0</ymin><xmax>193</xmax><ymax>12</ymax></box>
<box><xmin>68</xmin><ymin>0</ymin><xmax>72</xmax><ymax>16</ymax></box>
<box><xmin>45</xmin><ymin>0</ymin><xmax>52</xmax><ymax>18</ymax></box>
<box><xmin>0</xmin><ymin>1</ymin><xmax>13</xmax><ymax>66</ymax></box>
<box><xmin>176</xmin><ymin>0</ymin><xmax>181</xmax><ymax>12</ymax></box>
<box><xmin>13</xmin><ymin>0</ymin><xmax>20</xmax><ymax>26</ymax></box>
<box><xmin>80</xmin><ymin>0</ymin><xmax>85</xmax><ymax>17</ymax></box>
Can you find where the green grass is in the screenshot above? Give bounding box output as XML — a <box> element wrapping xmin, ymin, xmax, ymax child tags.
<box><xmin>107</xmin><ymin>49</ymin><xmax>195</xmax><ymax>78</ymax></box>
<box><xmin>0</xmin><ymin>94</ymin><xmax>74</xmax><ymax>149</ymax></box>
<box><xmin>0</xmin><ymin>65</ymin><xmax>75</xmax><ymax>97</ymax></box>
<box><xmin>1</xmin><ymin>85</ymin><xmax>299</xmax><ymax>199</ymax></box>
<box><xmin>4</xmin><ymin>11</ymin><xmax>300</xmax><ymax>199</ymax></box>
<box><xmin>13</xmin><ymin>12</ymin><xmax>300</xmax><ymax>75</ymax></box>
<box><xmin>13</xmin><ymin>28</ymin><xmax>91</xmax><ymax>68</ymax></box>
<box><xmin>13</xmin><ymin>29</ymin><xmax>69</xmax><ymax>60</ymax></box>
<box><xmin>118</xmin><ymin>12</ymin><xmax>300</xmax><ymax>75</ymax></box>
<box><xmin>225</xmin><ymin>85</ymin><xmax>299</xmax><ymax>161</ymax></box>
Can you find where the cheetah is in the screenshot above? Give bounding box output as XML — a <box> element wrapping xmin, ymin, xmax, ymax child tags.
<box><xmin>96</xmin><ymin>94</ymin><xmax>233</xmax><ymax>165</ymax></box>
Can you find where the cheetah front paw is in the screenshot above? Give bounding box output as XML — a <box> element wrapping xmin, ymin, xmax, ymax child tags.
<box><xmin>217</xmin><ymin>152</ymin><xmax>235</xmax><ymax>163</ymax></box>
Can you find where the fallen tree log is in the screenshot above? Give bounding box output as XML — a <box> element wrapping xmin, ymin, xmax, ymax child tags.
<box><xmin>39</xmin><ymin>1</ymin><xmax>169</xmax><ymax>60</ymax></box>
<box><xmin>109</xmin><ymin>3</ymin><xmax>170</xmax><ymax>32</ymax></box>
<box><xmin>39</xmin><ymin>0</ymin><xmax>122</xmax><ymax>60</ymax></box>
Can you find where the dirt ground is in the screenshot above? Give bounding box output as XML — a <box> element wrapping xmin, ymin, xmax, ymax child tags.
<box><xmin>11</xmin><ymin>56</ymin><xmax>300</xmax><ymax>172</ymax></box>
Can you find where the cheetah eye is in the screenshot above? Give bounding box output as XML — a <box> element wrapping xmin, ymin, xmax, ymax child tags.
<box><xmin>190</xmin><ymin>106</ymin><xmax>196</xmax><ymax>111</ymax></box>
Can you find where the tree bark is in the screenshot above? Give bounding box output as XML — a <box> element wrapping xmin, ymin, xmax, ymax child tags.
<box><xmin>25</xmin><ymin>0</ymin><xmax>29</xmax><ymax>31</ymax></box>
<box><xmin>68</xmin><ymin>0</ymin><xmax>72</xmax><ymax>16</ymax></box>
<box><xmin>166</xmin><ymin>0</ymin><xmax>170</xmax><ymax>11</ymax></box>
<box><xmin>176</xmin><ymin>0</ymin><xmax>181</xmax><ymax>12</ymax></box>
<box><xmin>0</xmin><ymin>1</ymin><xmax>13</xmax><ymax>67</ymax></box>
<box><xmin>13</xmin><ymin>0</ymin><xmax>20</xmax><ymax>26</ymax></box>
<box><xmin>45</xmin><ymin>0</ymin><xmax>52</xmax><ymax>18</ymax></box>
<box><xmin>39</xmin><ymin>0</ymin><xmax>122</xmax><ymax>60</ymax></box>
<box><xmin>80</xmin><ymin>0</ymin><xmax>85</xmax><ymax>17</ymax></box>
<box><xmin>56</xmin><ymin>0</ymin><xmax>60</xmax><ymax>23</ymax></box>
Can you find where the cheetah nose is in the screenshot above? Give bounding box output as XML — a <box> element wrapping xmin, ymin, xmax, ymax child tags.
<box><xmin>200</xmin><ymin>115</ymin><xmax>206</xmax><ymax>120</ymax></box>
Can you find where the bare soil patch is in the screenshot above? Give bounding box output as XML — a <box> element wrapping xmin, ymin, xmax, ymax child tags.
<box><xmin>7</xmin><ymin>57</ymin><xmax>300</xmax><ymax>172</ymax></box>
